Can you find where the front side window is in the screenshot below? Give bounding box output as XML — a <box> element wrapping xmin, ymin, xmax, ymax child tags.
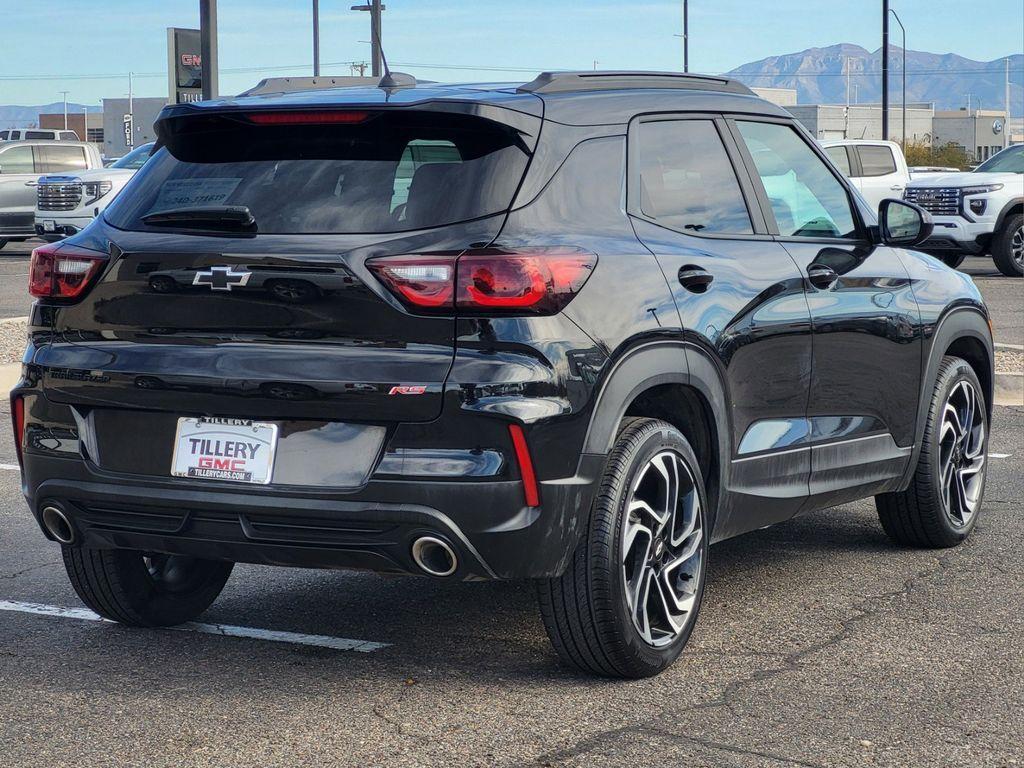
<box><xmin>635</xmin><ymin>119</ymin><xmax>753</xmax><ymax>235</ymax></box>
<box><xmin>0</xmin><ymin>145</ymin><xmax>35</xmax><ymax>174</ymax></box>
<box><xmin>976</xmin><ymin>145</ymin><xmax>1024</xmax><ymax>173</ymax></box>
<box><xmin>36</xmin><ymin>145</ymin><xmax>88</xmax><ymax>173</ymax></box>
<box><xmin>857</xmin><ymin>145</ymin><xmax>897</xmax><ymax>176</ymax></box>
<box><xmin>737</xmin><ymin>121</ymin><xmax>858</xmax><ymax>239</ymax></box>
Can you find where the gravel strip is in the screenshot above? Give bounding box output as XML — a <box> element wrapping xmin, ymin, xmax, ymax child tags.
<box><xmin>996</xmin><ymin>348</ymin><xmax>1023</xmax><ymax>373</ymax></box>
<box><xmin>0</xmin><ymin>318</ymin><xmax>28</xmax><ymax>365</ymax></box>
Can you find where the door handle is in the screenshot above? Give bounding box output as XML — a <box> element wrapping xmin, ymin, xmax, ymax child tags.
<box><xmin>678</xmin><ymin>265</ymin><xmax>713</xmax><ymax>293</ymax></box>
<box><xmin>889</xmin><ymin>184</ymin><xmax>904</xmax><ymax>190</ymax></box>
<box><xmin>806</xmin><ymin>263</ymin><xmax>838</xmax><ymax>290</ymax></box>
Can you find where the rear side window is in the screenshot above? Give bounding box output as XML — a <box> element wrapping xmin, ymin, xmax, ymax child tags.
<box><xmin>824</xmin><ymin>145</ymin><xmax>852</xmax><ymax>176</ymax></box>
<box><xmin>25</xmin><ymin>130</ymin><xmax>52</xmax><ymax>140</ymax></box>
<box><xmin>737</xmin><ymin>121</ymin><xmax>857</xmax><ymax>240</ymax></box>
<box><xmin>0</xmin><ymin>145</ymin><xmax>35</xmax><ymax>173</ymax></box>
<box><xmin>105</xmin><ymin>111</ymin><xmax>530</xmax><ymax>234</ymax></box>
<box><xmin>59</xmin><ymin>131</ymin><xmax>79</xmax><ymax>140</ymax></box>
<box><xmin>0</xmin><ymin>131</ymin><xmax>8</xmax><ymax>140</ymax></box>
<box><xmin>857</xmin><ymin>145</ymin><xmax>897</xmax><ymax>176</ymax></box>
<box><xmin>36</xmin><ymin>145</ymin><xmax>88</xmax><ymax>172</ymax></box>
<box><xmin>635</xmin><ymin>119</ymin><xmax>753</xmax><ymax>235</ymax></box>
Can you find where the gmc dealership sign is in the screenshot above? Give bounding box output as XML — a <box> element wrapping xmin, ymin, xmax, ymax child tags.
<box><xmin>167</xmin><ymin>27</ymin><xmax>203</xmax><ymax>104</ymax></box>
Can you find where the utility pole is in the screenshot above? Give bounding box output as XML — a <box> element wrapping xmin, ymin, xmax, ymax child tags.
<box><xmin>1005</xmin><ymin>57</ymin><xmax>1011</xmax><ymax>149</ymax></box>
<box><xmin>844</xmin><ymin>55</ymin><xmax>850</xmax><ymax>138</ymax></box>
<box><xmin>889</xmin><ymin>8</ymin><xmax>906</xmax><ymax>149</ymax></box>
<box><xmin>683</xmin><ymin>0</ymin><xmax>689</xmax><ymax>73</ymax></box>
<box><xmin>128</xmin><ymin>71</ymin><xmax>134</xmax><ymax>149</ymax></box>
<box><xmin>199</xmin><ymin>0</ymin><xmax>219</xmax><ymax>99</ymax></box>
<box><xmin>83</xmin><ymin>105</ymin><xmax>88</xmax><ymax>142</ymax></box>
<box><xmin>882</xmin><ymin>0</ymin><xmax>890</xmax><ymax>140</ymax></box>
<box><xmin>313</xmin><ymin>0</ymin><xmax>320</xmax><ymax>76</ymax></box>
<box><xmin>351</xmin><ymin>2</ymin><xmax>385</xmax><ymax>78</ymax></box>
<box><xmin>59</xmin><ymin>90</ymin><xmax>69</xmax><ymax>129</ymax></box>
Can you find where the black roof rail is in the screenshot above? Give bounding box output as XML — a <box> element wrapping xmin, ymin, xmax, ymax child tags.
<box><xmin>517</xmin><ymin>71</ymin><xmax>753</xmax><ymax>96</ymax></box>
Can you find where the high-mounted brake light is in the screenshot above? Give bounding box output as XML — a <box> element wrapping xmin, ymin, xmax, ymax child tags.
<box><xmin>367</xmin><ymin>248</ymin><xmax>597</xmax><ymax>315</ymax></box>
<box><xmin>29</xmin><ymin>242</ymin><xmax>107</xmax><ymax>299</ymax></box>
<box><xmin>244</xmin><ymin>111</ymin><xmax>370</xmax><ymax>125</ymax></box>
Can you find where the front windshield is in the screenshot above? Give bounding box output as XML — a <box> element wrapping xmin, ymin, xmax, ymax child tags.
<box><xmin>975</xmin><ymin>145</ymin><xmax>1024</xmax><ymax>174</ymax></box>
<box><xmin>111</xmin><ymin>143</ymin><xmax>154</xmax><ymax>170</ymax></box>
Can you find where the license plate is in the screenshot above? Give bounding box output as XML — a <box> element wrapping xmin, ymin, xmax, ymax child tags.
<box><xmin>170</xmin><ymin>417</ymin><xmax>278</xmax><ymax>484</ymax></box>
<box><xmin>42</xmin><ymin>219</ymin><xmax>55</xmax><ymax>232</ymax></box>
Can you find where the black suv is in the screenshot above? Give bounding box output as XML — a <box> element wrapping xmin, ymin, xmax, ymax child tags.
<box><xmin>13</xmin><ymin>72</ymin><xmax>994</xmax><ymax>678</ymax></box>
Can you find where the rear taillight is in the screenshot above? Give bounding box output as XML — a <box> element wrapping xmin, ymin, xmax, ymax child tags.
<box><xmin>29</xmin><ymin>242</ymin><xmax>107</xmax><ymax>299</ymax></box>
<box><xmin>11</xmin><ymin>396</ymin><xmax>25</xmax><ymax>467</ymax></box>
<box><xmin>367</xmin><ymin>248</ymin><xmax>597</xmax><ymax>315</ymax></box>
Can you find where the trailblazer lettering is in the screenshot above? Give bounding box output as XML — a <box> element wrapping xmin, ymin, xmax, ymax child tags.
<box><xmin>188</xmin><ymin>438</ymin><xmax>262</xmax><ymax>460</ymax></box>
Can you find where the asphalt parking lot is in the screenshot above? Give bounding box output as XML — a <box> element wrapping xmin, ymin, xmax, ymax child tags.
<box><xmin>0</xmin><ymin>239</ymin><xmax>1022</xmax><ymax>767</ymax></box>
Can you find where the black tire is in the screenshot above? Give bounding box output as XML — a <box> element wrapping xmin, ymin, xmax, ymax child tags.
<box><xmin>538</xmin><ymin>418</ymin><xmax>709</xmax><ymax>678</ymax></box>
<box><xmin>875</xmin><ymin>356</ymin><xmax>989</xmax><ymax>548</ymax></box>
<box><xmin>0</xmin><ymin>239</ymin><xmax>8</xmax><ymax>250</ymax></box>
<box><xmin>991</xmin><ymin>213</ymin><xmax>1023</xmax><ymax>277</ymax></box>
<box><xmin>939</xmin><ymin>252</ymin><xmax>966</xmax><ymax>270</ymax></box>
<box><xmin>62</xmin><ymin>547</ymin><xmax>233</xmax><ymax>626</ymax></box>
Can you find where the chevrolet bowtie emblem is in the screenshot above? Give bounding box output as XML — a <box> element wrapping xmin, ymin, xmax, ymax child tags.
<box><xmin>192</xmin><ymin>266</ymin><xmax>252</xmax><ymax>291</ymax></box>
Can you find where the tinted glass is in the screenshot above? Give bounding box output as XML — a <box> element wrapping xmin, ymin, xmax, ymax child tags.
<box><xmin>737</xmin><ymin>121</ymin><xmax>857</xmax><ymax>239</ymax></box>
<box><xmin>0</xmin><ymin>131</ymin><xmax>8</xmax><ymax>140</ymax></box>
<box><xmin>59</xmin><ymin>131</ymin><xmax>79</xmax><ymax>140</ymax></box>
<box><xmin>0</xmin><ymin>145</ymin><xmax>35</xmax><ymax>173</ymax></box>
<box><xmin>857</xmin><ymin>145</ymin><xmax>897</xmax><ymax>176</ymax></box>
<box><xmin>824</xmin><ymin>145</ymin><xmax>852</xmax><ymax>176</ymax></box>
<box><xmin>975</xmin><ymin>145</ymin><xmax>1024</xmax><ymax>173</ymax></box>
<box><xmin>25</xmin><ymin>130</ymin><xmax>52</xmax><ymax>140</ymax></box>
<box><xmin>36</xmin><ymin>145</ymin><xmax>88</xmax><ymax>172</ymax></box>
<box><xmin>111</xmin><ymin>142</ymin><xmax>154</xmax><ymax>170</ymax></box>
<box><xmin>636</xmin><ymin>120</ymin><xmax>752</xmax><ymax>234</ymax></box>
<box><xmin>105</xmin><ymin>112</ymin><xmax>529</xmax><ymax>234</ymax></box>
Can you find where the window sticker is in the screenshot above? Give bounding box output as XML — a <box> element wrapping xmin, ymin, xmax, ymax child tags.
<box><xmin>151</xmin><ymin>178</ymin><xmax>242</xmax><ymax>211</ymax></box>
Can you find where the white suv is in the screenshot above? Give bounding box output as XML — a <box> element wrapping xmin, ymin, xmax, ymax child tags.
<box><xmin>34</xmin><ymin>142</ymin><xmax>154</xmax><ymax>240</ymax></box>
<box><xmin>820</xmin><ymin>139</ymin><xmax>910</xmax><ymax>210</ymax></box>
<box><xmin>904</xmin><ymin>144</ymin><xmax>1024</xmax><ymax>276</ymax></box>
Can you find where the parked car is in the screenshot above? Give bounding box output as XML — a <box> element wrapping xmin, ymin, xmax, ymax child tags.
<box><xmin>13</xmin><ymin>72</ymin><xmax>993</xmax><ymax>678</ymax></box>
<box><xmin>904</xmin><ymin>143</ymin><xmax>1024</xmax><ymax>275</ymax></box>
<box><xmin>0</xmin><ymin>128</ymin><xmax>80</xmax><ymax>142</ymax></box>
<box><xmin>820</xmin><ymin>139</ymin><xmax>910</xmax><ymax>210</ymax></box>
<box><xmin>0</xmin><ymin>140</ymin><xmax>103</xmax><ymax>249</ymax></box>
<box><xmin>34</xmin><ymin>142</ymin><xmax>154</xmax><ymax>241</ymax></box>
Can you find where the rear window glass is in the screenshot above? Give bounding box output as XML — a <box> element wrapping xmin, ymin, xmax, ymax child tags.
<box><xmin>857</xmin><ymin>145</ymin><xmax>897</xmax><ymax>176</ymax></box>
<box><xmin>105</xmin><ymin>111</ymin><xmax>530</xmax><ymax>234</ymax></box>
<box><xmin>824</xmin><ymin>145</ymin><xmax>852</xmax><ymax>176</ymax></box>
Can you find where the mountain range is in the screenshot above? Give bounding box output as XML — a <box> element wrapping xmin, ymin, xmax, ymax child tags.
<box><xmin>0</xmin><ymin>102</ymin><xmax>102</xmax><ymax>129</ymax></box>
<box><xmin>727</xmin><ymin>43</ymin><xmax>1023</xmax><ymax>114</ymax></box>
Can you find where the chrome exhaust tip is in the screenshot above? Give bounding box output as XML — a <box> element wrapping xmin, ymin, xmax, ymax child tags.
<box><xmin>41</xmin><ymin>505</ymin><xmax>75</xmax><ymax>545</ymax></box>
<box><xmin>411</xmin><ymin>536</ymin><xmax>458</xmax><ymax>577</ymax></box>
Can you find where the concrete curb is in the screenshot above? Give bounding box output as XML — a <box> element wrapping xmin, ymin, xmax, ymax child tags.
<box><xmin>994</xmin><ymin>372</ymin><xmax>1024</xmax><ymax>407</ymax></box>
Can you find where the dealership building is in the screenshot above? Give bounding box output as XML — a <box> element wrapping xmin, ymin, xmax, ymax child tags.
<box><xmin>100</xmin><ymin>97</ymin><xmax>168</xmax><ymax>158</ymax></box>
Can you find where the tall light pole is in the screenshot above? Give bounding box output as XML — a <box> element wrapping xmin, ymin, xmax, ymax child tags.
<box><xmin>682</xmin><ymin>0</ymin><xmax>688</xmax><ymax>73</ymax></box>
<box><xmin>199</xmin><ymin>0</ymin><xmax>219</xmax><ymax>99</ymax></box>
<box><xmin>889</xmin><ymin>8</ymin><xmax>906</xmax><ymax>149</ymax></box>
<box><xmin>59</xmin><ymin>90</ymin><xmax>70</xmax><ymax>129</ymax></box>
<box><xmin>882</xmin><ymin>0</ymin><xmax>889</xmax><ymax>140</ymax></box>
<box><xmin>312</xmin><ymin>0</ymin><xmax>320</xmax><ymax>76</ymax></box>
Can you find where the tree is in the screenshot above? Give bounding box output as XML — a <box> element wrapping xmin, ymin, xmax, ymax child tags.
<box><xmin>903</xmin><ymin>141</ymin><xmax>972</xmax><ymax>170</ymax></box>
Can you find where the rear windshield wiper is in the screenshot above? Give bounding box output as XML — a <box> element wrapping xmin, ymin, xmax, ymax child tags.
<box><xmin>142</xmin><ymin>205</ymin><xmax>257</xmax><ymax>232</ymax></box>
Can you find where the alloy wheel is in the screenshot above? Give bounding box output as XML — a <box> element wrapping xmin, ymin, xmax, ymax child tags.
<box><xmin>938</xmin><ymin>380</ymin><xmax>986</xmax><ymax>528</ymax></box>
<box><xmin>621</xmin><ymin>450</ymin><xmax>703</xmax><ymax>647</ymax></box>
<box><xmin>1011</xmin><ymin>225</ymin><xmax>1023</xmax><ymax>269</ymax></box>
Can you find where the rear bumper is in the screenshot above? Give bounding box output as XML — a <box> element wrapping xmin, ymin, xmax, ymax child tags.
<box><xmin>22</xmin><ymin>451</ymin><xmax>603</xmax><ymax>580</ymax></box>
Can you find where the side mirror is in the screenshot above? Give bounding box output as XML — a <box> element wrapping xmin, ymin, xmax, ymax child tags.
<box><xmin>878</xmin><ymin>199</ymin><xmax>933</xmax><ymax>247</ymax></box>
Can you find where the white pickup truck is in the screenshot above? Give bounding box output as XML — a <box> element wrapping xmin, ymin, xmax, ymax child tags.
<box><xmin>819</xmin><ymin>139</ymin><xmax>910</xmax><ymax>210</ymax></box>
<box><xmin>904</xmin><ymin>144</ymin><xmax>1024</xmax><ymax>276</ymax></box>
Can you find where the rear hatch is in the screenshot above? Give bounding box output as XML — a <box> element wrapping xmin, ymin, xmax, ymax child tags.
<box><xmin>38</xmin><ymin>102</ymin><xmax>538</xmax><ymax>427</ymax></box>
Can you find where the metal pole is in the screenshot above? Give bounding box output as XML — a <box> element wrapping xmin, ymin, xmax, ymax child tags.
<box><xmin>882</xmin><ymin>0</ymin><xmax>889</xmax><ymax>140</ymax></box>
<box><xmin>890</xmin><ymin>9</ymin><xmax>905</xmax><ymax>149</ymax></box>
<box><xmin>313</xmin><ymin>0</ymin><xmax>320</xmax><ymax>76</ymax></box>
<box><xmin>370</xmin><ymin>0</ymin><xmax>382</xmax><ymax>78</ymax></box>
<box><xmin>127</xmin><ymin>71</ymin><xmax>134</xmax><ymax>149</ymax></box>
<box><xmin>83</xmin><ymin>105</ymin><xmax>88</xmax><ymax>142</ymax></box>
<box><xmin>844</xmin><ymin>56</ymin><xmax>850</xmax><ymax>139</ymax></box>
<box><xmin>199</xmin><ymin>0</ymin><xmax>219</xmax><ymax>100</ymax></box>
<box><xmin>1006</xmin><ymin>58</ymin><xmax>1011</xmax><ymax>149</ymax></box>
<box><xmin>683</xmin><ymin>0</ymin><xmax>688</xmax><ymax>73</ymax></box>
<box><xmin>60</xmin><ymin>91</ymin><xmax>69</xmax><ymax>129</ymax></box>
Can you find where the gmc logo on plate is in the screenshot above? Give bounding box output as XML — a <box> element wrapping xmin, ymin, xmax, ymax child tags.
<box><xmin>388</xmin><ymin>385</ymin><xmax>427</xmax><ymax>395</ymax></box>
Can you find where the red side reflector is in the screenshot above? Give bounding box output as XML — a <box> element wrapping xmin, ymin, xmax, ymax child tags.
<box><xmin>245</xmin><ymin>111</ymin><xmax>370</xmax><ymax>125</ymax></box>
<box><xmin>29</xmin><ymin>242</ymin><xmax>107</xmax><ymax>299</ymax></box>
<box><xmin>508</xmin><ymin>424</ymin><xmax>540</xmax><ymax>508</ymax></box>
<box><xmin>11</xmin><ymin>396</ymin><xmax>25</xmax><ymax>467</ymax></box>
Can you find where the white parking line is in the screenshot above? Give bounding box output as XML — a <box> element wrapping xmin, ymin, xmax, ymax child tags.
<box><xmin>0</xmin><ymin>464</ymin><xmax>20</xmax><ymax>471</ymax></box>
<box><xmin>0</xmin><ymin>599</ymin><xmax>390</xmax><ymax>653</ymax></box>
<box><xmin>988</xmin><ymin>453</ymin><xmax>1011</xmax><ymax>459</ymax></box>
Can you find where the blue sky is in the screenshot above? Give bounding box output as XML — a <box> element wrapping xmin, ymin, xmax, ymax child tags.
<box><xmin>1</xmin><ymin>0</ymin><xmax>1021</xmax><ymax>105</ymax></box>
